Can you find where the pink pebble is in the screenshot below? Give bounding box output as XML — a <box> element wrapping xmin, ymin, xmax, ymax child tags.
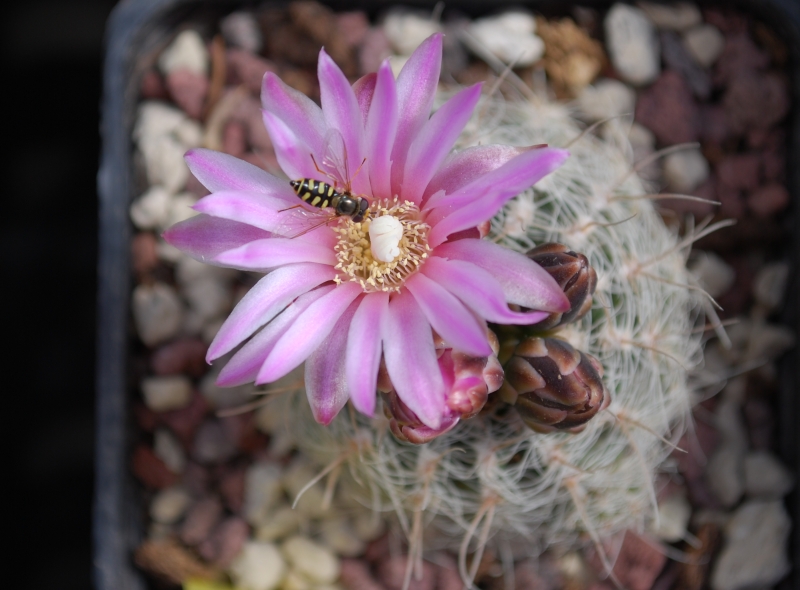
<box><xmin>166</xmin><ymin>68</ymin><xmax>209</xmax><ymax>119</ymax></box>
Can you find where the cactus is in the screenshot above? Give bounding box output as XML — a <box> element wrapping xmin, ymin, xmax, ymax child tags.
<box><xmin>262</xmin><ymin>91</ymin><xmax>704</xmax><ymax>574</ymax></box>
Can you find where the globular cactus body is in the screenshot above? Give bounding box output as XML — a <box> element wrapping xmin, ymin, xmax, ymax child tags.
<box><xmin>273</xmin><ymin>94</ymin><xmax>702</xmax><ymax>559</ymax></box>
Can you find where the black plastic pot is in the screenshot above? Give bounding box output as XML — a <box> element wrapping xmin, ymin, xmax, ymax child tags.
<box><xmin>96</xmin><ymin>1</ymin><xmax>800</xmax><ymax>588</ymax></box>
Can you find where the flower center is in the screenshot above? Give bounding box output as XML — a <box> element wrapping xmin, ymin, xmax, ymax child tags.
<box><xmin>332</xmin><ymin>198</ymin><xmax>431</xmax><ymax>293</ymax></box>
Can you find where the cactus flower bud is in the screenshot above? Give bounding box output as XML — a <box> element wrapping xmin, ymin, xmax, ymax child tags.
<box><xmin>526</xmin><ymin>243</ymin><xmax>597</xmax><ymax>329</ymax></box>
<box><xmin>381</xmin><ymin>331</ymin><xmax>504</xmax><ymax>444</ymax></box>
<box><xmin>504</xmin><ymin>337</ymin><xmax>610</xmax><ymax>433</ymax></box>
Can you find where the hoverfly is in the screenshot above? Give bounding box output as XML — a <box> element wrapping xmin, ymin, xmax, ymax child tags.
<box><xmin>278</xmin><ymin>129</ymin><xmax>370</xmax><ymax>239</ymax></box>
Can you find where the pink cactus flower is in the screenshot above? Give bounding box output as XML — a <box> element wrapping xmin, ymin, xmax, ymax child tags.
<box><xmin>164</xmin><ymin>34</ymin><xmax>569</xmax><ymax>430</ymax></box>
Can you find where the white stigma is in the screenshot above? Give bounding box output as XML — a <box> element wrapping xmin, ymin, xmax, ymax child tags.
<box><xmin>369</xmin><ymin>215</ymin><xmax>404</xmax><ymax>263</ymax></box>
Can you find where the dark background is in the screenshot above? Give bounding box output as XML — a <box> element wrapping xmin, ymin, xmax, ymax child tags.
<box><xmin>3</xmin><ymin>1</ymin><xmax>117</xmax><ymax>587</ymax></box>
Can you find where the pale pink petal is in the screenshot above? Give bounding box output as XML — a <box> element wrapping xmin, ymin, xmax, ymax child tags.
<box><xmin>163</xmin><ymin>214</ymin><xmax>271</xmax><ymax>265</ymax></box>
<box><xmin>216</xmin><ymin>286</ymin><xmax>334</xmax><ymax>386</ymax></box>
<box><xmin>261</xmin><ymin>71</ymin><xmax>326</xmax><ymax>155</ymax></box>
<box><xmin>318</xmin><ymin>49</ymin><xmax>368</xmax><ymax>196</ymax></box>
<box><xmin>257</xmin><ymin>282</ymin><xmax>362</xmax><ymax>383</ymax></box>
<box><xmin>352</xmin><ymin>73</ymin><xmax>377</xmax><ymax>126</ymax></box>
<box><xmin>305</xmin><ymin>297</ymin><xmax>361</xmax><ymax>425</ymax></box>
<box><xmin>262</xmin><ymin>110</ymin><xmax>316</xmax><ymax>181</ymax></box>
<box><xmin>345</xmin><ymin>292</ymin><xmax>388</xmax><ymax>416</ymax></box>
<box><xmin>433</xmin><ymin>240</ymin><xmax>570</xmax><ymax>312</ymax></box>
<box><xmin>405</xmin><ymin>273</ymin><xmax>491</xmax><ymax>356</ymax></box>
<box><xmin>402</xmin><ymin>83</ymin><xmax>482</xmax><ymax>204</ymax></box>
<box><xmin>213</xmin><ymin>238</ymin><xmax>336</xmax><ymax>270</ymax></box>
<box><xmin>185</xmin><ymin>148</ymin><xmax>296</xmax><ymax>199</ymax></box>
<box><xmin>382</xmin><ymin>290</ymin><xmax>445</xmax><ymax>429</ymax></box>
<box><xmin>391</xmin><ymin>33</ymin><xmax>443</xmax><ymax>197</ymax></box>
<box><xmin>192</xmin><ymin>190</ymin><xmax>289</xmax><ymax>232</ymax></box>
<box><xmin>207</xmin><ymin>263</ymin><xmax>335</xmax><ymax>361</ymax></box>
<box><xmin>365</xmin><ymin>61</ymin><xmax>398</xmax><ymax>200</ymax></box>
<box><xmin>422</xmin><ymin>257</ymin><xmax>550</xmax><ymax>324</ymax></box>
<box><xmin>427</xmin><ymin>149</ymin><xmax>569</xmax><ymax>246</ymax></box>
<box><xmin>421</xmin><ymin>145</ymin><xmax>529</xmax><ymax>204</ymax></box>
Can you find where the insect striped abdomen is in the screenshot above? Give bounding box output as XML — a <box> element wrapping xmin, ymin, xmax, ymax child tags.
<box><xmin>291</xmin><ymin>178</ymin><xmax>336</xmax><ymax>210</ymax></box>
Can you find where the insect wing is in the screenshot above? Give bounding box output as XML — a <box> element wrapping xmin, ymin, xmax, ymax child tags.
<box><xmin>275</xmin><ymin>205</ymin><xmax>337</xmax><ymax>240</ymax></box>
<box><xmin>319</xmin><ymin>128</ymin><xmax>351</xmax><ymax>191</ymax></box>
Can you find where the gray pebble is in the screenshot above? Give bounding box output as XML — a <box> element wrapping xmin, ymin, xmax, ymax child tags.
<box><xmin>753</xmin><ymin>262</ymin><xmax>788</xmax><ymax>312</ymax></box>
<box><xmin>229</xmin><ymin>541</ymin><xmax>286</xmax><ymax>590</ymax></box>
<box><xmin>744</xmin><ymin>451</ymin><xmax>794</xmax><ymax>499</ymax></box>
<box><xmin>142</xmin><ymin>375</ymin><xmax>192</xmax><ymax>412</ymax></box>
<box><xmin>605</xmin><ymin>4</ymin><xmax>660</xmax><ymax>85</ymax></box>
<box><xmin>663</xmin><ymin>148</ymin><xmax>709</xmax><ymax>193</ymax></box>
<box><xmin>158</xmin><ymin>30</ymin><xmax>208</xmax><ymax>75</ymax></box>
<box><xmin>220</xmin><ymin>11</ymin><xmax>262</xmax><ymax>53</ymax></box>
<box><xmin>638</xmin><ymin>2</ymin><xmax>701</xmax><ymax>31</ymax></box>
<box><xmin>132</xmin><ymin>282</ymin><xmax>184</xmax><ymax>347</ymax></box>
<box><xmin>150</xmin><ymin>486</ymin><xmax>192</xmax><ymax>524</ymax></box>
<box><xmin>192</xmin><ymin>420</ymin><xmax>238</xmax><ymax>464</ymax></box>
<box><xmin>683</xmin><ymin>24</ymin><xmax>725</xmax><ymax>68</ymax></box>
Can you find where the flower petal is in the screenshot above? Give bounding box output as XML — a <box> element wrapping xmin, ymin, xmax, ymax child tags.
<box><xmin>365</xmin><ymin>60</ymin><xmax>398</xmax><ymax>200</ymax></box>
<box><xmin>402</xmin><ymin>83</ymin><xmax>483</xmax><ymax>204</ymax></box>
<box><xmin>382</xmin><ymin>290</ymin><xmax>445</xmax><ymax>429</ymax></box>
<box><xmin>421</xmin><ymin>145</ymin><xmax>529</xmax><ymax>205</ymax></box>
<box><xmin>262</xmin><ymin>110</ymin><xmax>316</xmax><ymax>181</ymax></box>
<box><xmin>257</xmin><ymin>282</ymin><xmax>362</xmax><ymax>383</ymax></box>
<box><xmin>422</xmin><ymin>257</ymin><xmax>550</xmax><ymax>324</ymax></box>
<box><xmin>391</xmin><ymin>33</ymin><xmax>443</xmax><ymax>197</ymax></box>
<box><xmin>305</xmin><ymin>297</ymin><xmax>361</xmax><ymax>425</ymax></box>
<box><xmin>213</xmin><ymin>237</ymin><xmax>336</xmax><ymax>270</ymax></box>
<box><xmin>345</xmin><ymin>292</ymin><xmax>388</xmax><ymax>417</ymax></box>
<box><xmin>318</xmin><ymin>49</ymin><xmax>368</xmax><ymax>196</ymax></box>
<box><xmin>433</xmin><ymin>240</ymin><xmax>570</xmax><ymax>312</ymax></box>
<box><xmin>193</xmin><ymin>190</ymin><xmax>289</xmax><ymax>232</ymax></box>
<box><xmin>261</xmin><ymin>71</ymin><xmax>326</xmax><ymax>156</ymax></box>
<box><xmin>185</xmin><ymin>148</ymin><xmax>295</xmax><ymax>198</ymax></box>
<box><xmin>352</xmin><ymin>72</ymin><xmax>377</xmax><ymax>126</ymax></box>
<box><xmin>405</xmin><ymin>273</ymin><xmax>491</xmax><ymax>356</ymax></box>
<box><xmin>163</xmin><ymin>214</ymin><xmax>271</xmax><ymax>265</ymax></box>
<box><xmin>207</xmin><ymin>263</ymin><xmax>335</xmax><ymax>361</ymax></box>
<box><xmin>427</xmin><ymin>149</ymin><xmax>569</xmax><ymax>246</ymax></box>
<box><xmin>217</xmin><ymin>286</ymin><xmax>334</xmax><ymax>386</ymax></box>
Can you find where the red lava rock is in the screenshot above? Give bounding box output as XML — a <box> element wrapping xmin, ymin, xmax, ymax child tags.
<box><xmin>229</xmin><ymin>95</ymin><xmax>273</xmax><ymax>153</ymax></box>
<box><xmin>703</xmin><ymin>8</ymin><xmax>748</xmax><ymax>34</ymax></box>
<box><xmin>241</xmin><ymin>150</ymin><xmax>281</xmax><ymax>176</ymax></box>
<box><xmin>660</xmin><ymin>32</ymin><xmax>711</xmax><ymax>99</ymax></box>
<box><xmin>359</xmin><ymin>28</ymin><xmax>392</xmax><ymax>76</ymax></box>
<box><xmin>635</xmin><ymin>71</ymin><xmax>699</xmax><ymax>146</ymax></box>
<box><xmin>713</xmin><ymin>33</ymin><xmax>770</xmax><ymax>84</ymax></box>
<box><xmin>182</xmin><ymin>461</ymin><xmax>212</xmax><ymax>496</ymax></box>
<box><xmin>743</xmin><ymin>396</ymin><xmax>776</xmax><ymax>450</ymax></box>
<box><xmin>659</xmin><ymin>176</ymin><xmax>717</xmax><ymax>218</ymax></box>
<box><xmin>674</xmin><ymin>418</ymin><xmax>718</xmax><ymax>482</ymax></box>
<box><xmin>193</xmin><ymin>419</ymin><xmax>240</xmax><ymax>464</ymax></box>
<box><xmin>186</xmin><ymin>171</ymin><xmax>211</xmax><ymax>198</ymax></box>
<box><xmin>280</xmin><ymin>67</ymin><xmax>319</xmax><ymax>99</ymax></box>
<box><xmin>337</xmin><ymin>11</ymin><xmax>370</xmax><ymax>48</ymax></box>
<box><xmin>131</xmin><ymin>232</ymin><xmax>159</xmax><ymax>277</ymax></box>
<box><xmin>716</xmin><ymin>256</ymin><xmax>756</xmax><ymax>316</ymax></box>
<box><xmin>132</xmin><ymin>444</ymin><xmax>178</xmax><ymax>489</ymax></box>
<box><xmin>723</xmin><ymin>71</ymin><xmax>790</xmax><ymax>134</ymax></box>
<box><xmin>508</xmin><ymin>558</ymin><xmax>563</xmax><ymax>590</ymax></box>
<box><xmin>687</xmin><ymin>475</ymin><xmax>722</xmax><ymax>509</ymax></box>
<box><xmin>717</xmin><ymin>153</ymin><xmax>761</xmax><ymax>191</ymax></box>
<box><xmin>589</xmin><ymin>531</ymin><xmax>667</xmax><ymax>590</ymax></box>
<box><xmin>748</xmin><ymin>183</ymin><xmax>790</xmax><ymax>218</ymax></box>
<box><xmin>761</xmin><ymin>149</ymin><xmax>785</xmax><ymax>183</ymax></box>
<box><xmin>219</xmin><ymin>465</ymin><xmax>246</xmax><ymax>513</ymax></box>
<box><xmin>134</xmin><ymin>402</ymin><xmax>160</xmax><ymax>432</ymax></box>
<box><xmin>339</xmin><ymin>559</ymin><xmax>386</xmax><ymax>590</ymax></box>
<box><xmin>151</xmin><ymin>338</ymin><xmax>208</xmax><ymax>377</ymax></box>
<box><xmin>716</xmin><ymin>183</ymin><xmax>746</xmax><ymax>220</ymax></box>
<box><xmin>166</xmin><ymin>68</ymin><xmax>210</xmax><ymax>119</ymax></box>
<box><xmin>181</xmin><ymin>496</ymin><xmax>224</xmax><ymax>546</ymax></box>
<box><xmin>377</xmin><ymin>555</ymin><xmax>436</xmax><ymax>590</ymax></box>
<box><xmin>222</xmin><ymin>120</ymin><xmax>247</xmax><ymax>158</ymax></box>
<box><xmin>199</xmin><ymin>516</ymin><xmax>250</xmax><ymax>568</ymax></box>
<box><xmin>226</xmin><ymin>48</ymin><xmax>277</xmax><ymax>95</ymax></box>
<box><xmin>363</xmin><ymin>534</ymin><xmax>390</xmax><ymax>563</ymax></box>
<box><xmin>236</xmin><ymin>414</ymin><xmax>270</xmax><ymax>454</ymax></box>
<box><xmin>699</xmin><ymin>105</ymin><xmax>731</xmax><ymax>144</ymax></box>
<box><xmin>161</xmin><ymin>391</ymin><xmax>211</xmax><ymax>447</ymax></box>
<box><xmin>140</xmin><ymin>69</ymin><xmax>169</xmax><ymax>100</ymax></box>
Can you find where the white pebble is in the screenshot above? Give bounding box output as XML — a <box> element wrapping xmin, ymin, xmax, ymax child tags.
<box><xmin>655</xmin><ymin>492</ymin><xmax>691</xmax><ymax>542</ymax></box>
<box><xmin>142</xmin><ymin>375</ymin><xmax>192</xmax><ymax>412</ymax></box>
<box><xmin>130</xmin><ymin>186</ymin><xmax>172</xmax><ymax>230</ymax></box>
<box><xmin>150</xmin><ymin>486</ymin><xmax>192</xmax><ymax>524</ymax></box>
<box><xmin>281</xmin><ymin>536</ymin><xmax>340</xmax><ymax>585</ymax></box>
<box><xmin>690</xmin><ymin>252</ymin><xmax>735</xmax><ymax>299</ymax></box>
<box><xmin>383</xmin><ymin>9</ymin><xmax>441</xmax><ymax>56</ymax></box>
<box><xmin>683</xmin><ymin>24</ymin><xmax>725</xmax><ymax>68</ymax></box>
<box><xmin>283</xmin><ymin>460</ymin><xmax>329</xmax><ymax>518</ymax></box>
<box><xmin>744</xmin><ymin>451</ymin><xmax>795</xmax><ymax>499</ymax></box>
<box><xmin>166</xmin><ymin>192</ymin><xmax>199</xmax><ymax>228</ymax></box>
<box><xmin>183</xmin><ymin>276</ymin><xmax>232</xmax><ymax>322</ymax></box>
<box><xmin>352</xmin><ymin>511</ymin><xmax>386</xmax><ymax>542</ymax></box>
<box><xmin>158</xmin><ymin>30</ymin><xmax>209</xmax><ymax>75</ymax></box>
<box><xmin>176</xmin><ymin>255</ymin><xmax>237</xmax><ymax>285</ymax></box>
<box><xmin>637</xmin><ymin>2</ymin><xmax>701</xmax><ymax>31</ymax></box>
<box><xmin>220</xmin><ymin>11</ymin><xmax>262</xmax><ymax>53</ymax></box>
<box><xmin>229</xmin><ymin>541</ymin><xmax>287</xmax><ymax>590</ymax></box>
<box><xmin>254</xmin><ymin>505</ymin><xmax>301</xmax><ymax>542</ymax></box>
<box><xmin>369</xmin><ymin>215</ymin><xmax>403</xmax><ymax>262</ymax></box>
<box><xmin>132</xmin><ymin>283</ymin><xmax>184</xmax><ymax>346</ymax></box>
<box><xmin>174</xmin><ymin>118</ymin><xmax>204</xmax><ymax>148</ymax></box>
<box><xmin>469</xmin><ymin>11</ymin><xmax>544</xmax><ymax>67</ymax></box>
<box><xmin>243</xmin><ymin>462</ymin><xmax>284</xmax><ymax>526</ymax></box>
<box><xmin>319</xmin><ymin>517</ymin><xmax>366</xmax><ymax>557</ymax></box>
<box><xmin>282</xmin><ymin>570</ymin><xmax>312</xmax><ymax>590</ymax></box>
<box><xmin>663</xmin><ymin>148</ymin><xmax>709</xmax><ymax>193</ymax></box>
<box><xmin>139</xmin><ymin>134</ymin><xmax>190</xmax><ymax>194</ymax></box>
<box><xmin>711</xmin><ymin>500</ymin><xmax>791</xmax><ymax>590</ymax></box>
<box><xmin>154</xmin><ymin>428</ymin><xmax>186</xmax><ymax>473</ymax></box>
<box><xmin>753</xmin><ymin>262</ymin><xmax>789</xmax><ymax>312</ymax></box>
<box><xmin>134</xmin><ymin>101</ymin><xmax>187</xmax><ymax>142</ymax></box>
<box><xmin>707</xmin><ymin>445</ymin><xmax>745</xmax><ymax>508</ymax></box>
<box><xmin>743</xmin><ymin>322</ymin><xmax>795</xmax><ymax>363</ymax></box>
<box><xmin>576</xmin><ymin>78</ymin><xmax>636</xmax><ymax>122</ymax></box>
<box><xmin>605</xmin><ymin>4</ymin><xmax>660</xmax><ymax>85</ymax></box>
<box><xmin>200</xmin><ymin>369</ymin><xmax>255</xmax><ymax>410</ymax></box>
